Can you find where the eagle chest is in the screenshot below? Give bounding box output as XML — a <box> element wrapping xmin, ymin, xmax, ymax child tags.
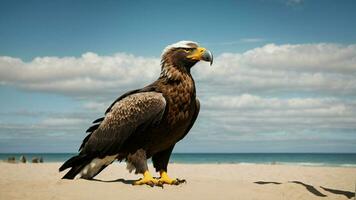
<box><xmin>165</xmin><ymin>78</ymin><xmax>195</xmax><ymax>125</ymax></box>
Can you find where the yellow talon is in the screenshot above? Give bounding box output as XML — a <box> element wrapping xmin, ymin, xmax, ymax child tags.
<box><xmin>133</xmin><ymin>171</ymin><xmax>158</xmax><ymax>186</ymax></box>
<box><xmin>157</xmin><ymin>170</ymin><xmax>186</xmax><ymax>185</ymax></box>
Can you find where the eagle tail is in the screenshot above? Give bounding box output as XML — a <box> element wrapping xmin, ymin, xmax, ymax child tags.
<box><xmin>59</xmin><ymin>154</ymin><xmax>92</xmax><ymax>179</ymax></box>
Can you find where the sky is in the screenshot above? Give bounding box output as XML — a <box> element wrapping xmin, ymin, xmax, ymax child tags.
<box><xmin>0</xmin><ymin>0</ymin><xmax>356</xmax><ymax>153</ymax></box>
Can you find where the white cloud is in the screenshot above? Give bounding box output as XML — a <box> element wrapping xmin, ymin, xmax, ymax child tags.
<box><xmin>1</xmin><ymin>43</ymin><xmax>355</xmax><ymax>98</ymax></box>
<box><xmin>82</xmin><ymin>101</ymin><xmax>111</xmax><ymax>112</ymax></box>
<box><xmin>203</xmin><ymin>38</ymin><xmax>265</xmax><ymax>46</ymax></box>
<box><xmin>205</xmin><ymin>94</ymin><xmax>343</xmax><ymax>110</ymax></box>
<box><xmin>240</xmin><ymin>38</ymin><xmax>265</xmax><ymax>43</ymax></box>
<box><xmin>194</xmin><ymin>43</ymin><xmax>356</xmax><ymax>96</ymax></box>
<box><xmin>194</xmin><ymin>94</ymin><xmax>356</xmax><ymax>148</ymax></box>
<box><xmin>241</xmin><ymin>43</ymin><xmax>356</xmax><ymax>73</ymax></box>
<box><xmin>286</xmin><ymin>0</ymin><xmax>304</xmax><ymax>6</ymax></box>
<box><xmin>40</xmin><ymin>117</ymin><xmax>86</xmax><ymax>127</ymax></box>
<box><xmin>0</xmin><ymin>52</ymin><xmax>160</xmax><ymax>97</ymax></box>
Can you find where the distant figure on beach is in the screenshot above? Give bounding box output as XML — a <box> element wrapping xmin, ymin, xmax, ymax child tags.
<box><xmin>32</xmin><ymin>157</ymin><xmax>40</xmax><ymax>163</ymax></box>
<box><xmin>7</xmin><ymin>157</ymin><xmax>16</xmax><ymax>163</ymax></box>
<box><xmin>20</xmin><ymin>155</ymin><xmax>26</xmax><ymax>163</ymax></box>
<box><xmin>59</xmin><ymin>41</ymin><xmax>213</xmax><ymax>186</ymax></box>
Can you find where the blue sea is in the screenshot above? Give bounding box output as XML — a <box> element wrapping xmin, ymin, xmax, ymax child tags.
<box><xmin>1</xmin><ymin>153</ymin><xmax>356</xmax><ymax>167</ymax></box>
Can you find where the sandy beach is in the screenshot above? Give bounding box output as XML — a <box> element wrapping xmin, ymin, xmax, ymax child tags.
<box><xmin>0</xmin><ymin>162</ymin><xmax>355</xmax><ymax>200</ymax></box>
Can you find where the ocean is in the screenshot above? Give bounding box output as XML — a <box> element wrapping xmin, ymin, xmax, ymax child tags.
<box><xmin>1</xmin><ymin>153</ymin><xmax>356</xmax><ymax>167</ymax></box>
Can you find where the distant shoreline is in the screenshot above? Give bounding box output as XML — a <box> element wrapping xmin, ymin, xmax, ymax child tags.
<box><xmin>1</xmin><ymin>153</ymin><xmax>356</xmax><ymax>167</ymax></box>
<box><xmin>2</xmin><ymin>161</ymin><xmax>356</xmax><ymax>168</ymax></box>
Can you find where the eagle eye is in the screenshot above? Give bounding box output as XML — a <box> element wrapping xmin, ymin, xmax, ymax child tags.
<box><xmin>182</xmin><ymin>48</ymin><xmax>193</xmax><ymax>53</ymax></box>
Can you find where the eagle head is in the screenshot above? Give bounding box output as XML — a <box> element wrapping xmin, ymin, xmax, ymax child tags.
<box><xmin>161</xmin><ymin>41</ymin><xmax>213</xmax><ymax>70</ymax></box>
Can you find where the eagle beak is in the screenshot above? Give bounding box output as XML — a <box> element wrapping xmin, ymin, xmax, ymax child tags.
<box><xmin>202</xmin><ymin>49</ymin><xmax>213</xmax><ymax>66</ymax></box>
<box><xmin>187</xmin><ymin>47</ymin><xmax>213</xmax><ymax>66</ymax></box>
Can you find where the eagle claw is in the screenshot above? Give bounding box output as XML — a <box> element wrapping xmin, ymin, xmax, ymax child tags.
<box><xmin>132</xmin><ymin>171</ymin><xmax>159</xmax><ymax>187</ymax></box>
<box><xmin>155</xmin><ymin>171</ymin><xmax>186</xmax><ymax>186</ymax></box>
<box><xmin>173</xmin><ymin>178</ymin><xmax>186</xmax><ymax>185</ymax></box>
<box><xmin>132</xmin><ymin>178</ymin><xmax>157</xmax><ymax>187</ymax></box>
<box><xmin>156</xmin><ymin>178</ymin><xmax>186</xmax><ymax>186</ymax></box>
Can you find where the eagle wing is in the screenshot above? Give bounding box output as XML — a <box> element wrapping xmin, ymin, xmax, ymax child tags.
<box><xmin>80</xmin><ymin>91</ymin><xmax>166</xmax><ymax>157</ymax></box>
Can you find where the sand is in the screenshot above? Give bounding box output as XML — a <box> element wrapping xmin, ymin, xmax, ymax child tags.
<box><xmin>0</xmin><ymin>162</ymin><xmax>355</xmax><ymax>200</ymax></box>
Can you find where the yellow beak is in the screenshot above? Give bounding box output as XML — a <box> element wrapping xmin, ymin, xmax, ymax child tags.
<box><xmin>187</xmin><ymin>47</ymin><xmax>213</xmax><ymax>65</ymax></box>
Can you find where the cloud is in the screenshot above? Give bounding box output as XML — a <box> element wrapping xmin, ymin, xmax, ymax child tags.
<box><xmin>286</xmin><ymin>0</ymin><xmax>304</xmax><ymax>6</ymax></box>
<box><xmin>203</xmin><ymin>38</ymin><xmax>265</xmax><ymax>46</ymax></box>
<box><xmin>205</xmin><ymin>94</ymin><xmax>345</xmax><ymax>111</ymax></box>
<box><xmin>201</xmin><ymin>94</ymin><xmax>356</xmax><ymax>137</ymax></box>
<box><xmin>1</xmin><ymin>43</ymin><xmax>355</xmax><ymax>99</ymax></box>
<box><xmin>240</xmin><ymin>38</ymin><xmax>265</xmax><ymax>43</ymax></box>
<box><xmin>82</xmin><ymin>101</ymin><xmax>111</xmax><ymax>112</ymax></box>
<box><xmin>241</xmin><ymin>43</ymin><xmax>356</xmax><ymax>73</ymax></box>
<box><xmin>194</xmin><ymin>43</ymin><xmax>356</xmax><ymax>96</ymax></box>
<box><xmin>0</xmin><ymin>52</ymin><xmax>160</xmax><ymax>98</ymax></box>
<box><xmin>40</xmin><ymin>117</ymin><xmax>86</xmax><ymax>127</ymax></box>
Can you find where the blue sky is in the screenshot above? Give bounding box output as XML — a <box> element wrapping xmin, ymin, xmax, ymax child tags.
<box><xmin>2</xmin><ymin>0</ymin><xmax>356</xmax><ymax>59</ymax></box>
<box><xmin>0</xmin><ymin>0</ymin><xmax>356</xmax><ymax>153</ymax></box>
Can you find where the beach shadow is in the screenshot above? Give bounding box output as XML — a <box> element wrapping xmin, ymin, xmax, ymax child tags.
<box><xmin>254</xmin><ymin>181</ymin><xmax>282</xmax><ymax>185</ymax></box>
<box><xmin>289</xmin><ymin>181</ymin><xmax>327</xmax><ymax>197</ymax></box>
<box><xmin>254</xmin><ymin>180</ymin><xmax>327</xmax><ymax>197</ymax></box>
<box><xmin>255</xmin><ymin>180</ymin><xmax>355</xmax><ymax>199</ymax></box>
<box><xmin>320</xmin><ymin>186</ymin><xmax>355</xmax><ymax>199</ymax></box>
<box><xmin>91</xmin><ymin>178</ymin><xmax>136</xmax><ymax>185</ymax></box>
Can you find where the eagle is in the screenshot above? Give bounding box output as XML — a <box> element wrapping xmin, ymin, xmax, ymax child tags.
<box><xmin>59</xmin><ymin>41</ymin><xmax>213</xmax><ymax>186</ymax></box>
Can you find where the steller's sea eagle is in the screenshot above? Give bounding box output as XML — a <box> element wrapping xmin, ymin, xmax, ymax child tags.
<box><xmin>59</xmin><ymin>41</ymin><xmax>213</xmax><ymax>186</ymax></box>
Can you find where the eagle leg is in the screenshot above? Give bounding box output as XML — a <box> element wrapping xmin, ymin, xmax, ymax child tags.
<box><xmin>133</xmin><ymin>170</ymin><xmax>159</xmax><ymax>187</ymax></box>
<box><xmin>156</xmin><ymin>170</ymin><xmax>186</xmax><ymax>186</ymax></box>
